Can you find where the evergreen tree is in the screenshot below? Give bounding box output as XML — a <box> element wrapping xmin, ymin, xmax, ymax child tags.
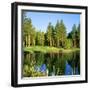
<box><xmin>23</xmin><ymin>18</ymin><xmax>32</xmax><ymax>47</ymax></box>
<box><xmin>55</xmin><ymin>20</ymin><xmax>67</xmax><ymax>47</ymax></box>
<box><xmin>71</xmin><ymin>24</ymin><xmax>77</xmax><ymax>48</ymax></box>
<box><xmin>36</xmin><ymin>31</ymin><xmax>41</xmax><ymax>45</ymax></box>
<box><xmin>40</xmin><ymin>32</ymin><xmax>45</xmax><ymax>46</ymax></box>
<box><xmin>59</xmin><ymin>20</ymin><xmax>67</xmax><ymax>48</ymax></box>
<box><xmin>23</xmin><ymin>17</ymin><xmax>36</xmax><ymax>47</ymax></box>
<box><xmin>46</xmin><ymin>22</ymin><xmax>53</xmax><ymax>46</ymax></box>
<box><xmin>68</xmin><ymin>24</ymin><xmax>80</xmax><ymax>48</ymax></box>
<box><xmin>55</xmin><ymin>20</ymin><xmax>61</xmax><ymax>47</ymax></box>
<box><xmin>77</xmin><ymin>24</ymin><xmax>80</xmax><ymax>47</ymax></box>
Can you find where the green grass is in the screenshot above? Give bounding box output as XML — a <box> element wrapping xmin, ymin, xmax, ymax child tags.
<box><xmin>24</xmin><ymin>46</ymin><xmax>61</xmax><ymax>53</ymax></box>
<box><xmin>24</xmin><ymin>46</ymin><xmax>80</xmax><ymax>53</ymax></box>
<box><xmin>61</xmin><ymin>48</ymin><xmax>80</xmax><ymax>53</ymax></box>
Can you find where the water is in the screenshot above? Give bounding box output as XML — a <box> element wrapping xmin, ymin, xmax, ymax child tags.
<box><xmin>23</xmin><ymin>51</ymin><xmax>80</xmax><ymax>77</ymax></box>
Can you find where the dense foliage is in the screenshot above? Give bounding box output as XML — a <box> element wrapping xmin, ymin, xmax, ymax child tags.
<box><xmin>23</xmin><ymin>16</ymin><xmax>80</xmax><ymax>49</ymax></box>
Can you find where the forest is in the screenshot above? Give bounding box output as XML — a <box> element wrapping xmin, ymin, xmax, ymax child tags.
<box><xmin>22</xmin><ymin>13</ymin><xmax>80</xmax><ymax>77</ymax></box>
<box><xmin>23</xmin><ymin>16</ymin><xmax>80</xmax><ymax>53</ymax></box>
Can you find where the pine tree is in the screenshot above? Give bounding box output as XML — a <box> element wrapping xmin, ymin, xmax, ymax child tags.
<box><xmin>55</xmin><ymin>20</ymin><xmax>67</xmax><ymax>48</ymax></box>
<box><xmin>55</xmin><ymin>20</ymin><xmax>60</xmax><ymax>47</ymax></box>
<box><xmin>77</xmin><ymin>24</ymin><xmax>80</xmax><ymax>47</ymax></box>
<box><xmin>59</xmin><ymin>20</ymin><xmax>67</xmax><ymax>48</ymax></box>
<box><xmin>23</xmin><ymin>17</ymin><xmax>36</xmax><ymax>47</ymax></box>
<box><xmin>46</xmin><ymin>22</ymin><xmax>53</xmax><ymax>46</ymax></box>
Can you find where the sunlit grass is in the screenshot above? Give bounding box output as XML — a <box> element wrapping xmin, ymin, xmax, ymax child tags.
<box><xmin>24</xmin><ymin>46</ymin><xmax>80</xmax><ymax>53</ymax></box>
<box><xmin>24</xmin><ymin>46</ymin><xmax>60</xmax><ymax>53</ymax></box>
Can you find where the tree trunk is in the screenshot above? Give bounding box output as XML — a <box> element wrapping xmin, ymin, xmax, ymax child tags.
<box><xmin>28</xmin><ymin>35</ymin><xmax>30</xmax><ymax>47</ymax></box>
<box><xmin>33</xmin><ymin>40</ymin><xmax>35</xmax><ymax>46</ymax></box>
<box><xmin>25</xmin><ymin>36</ymin><xmax>28</xmax><ymax>47</ymax></box>
<box><xmin>50</xmin><ymin>38</ymin><xmax>52</xmax><ymax>47</ymax></box>
<box><xmin>57</xmin><ymin>39</ymin><xmax>59</xmax><ymax>47</ymax></box>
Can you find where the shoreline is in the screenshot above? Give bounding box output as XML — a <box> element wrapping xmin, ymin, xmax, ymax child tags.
<box><xmin>24</xmin><ymin>46</ymin><xmax>80</xmax><ymax>53</ymax></box>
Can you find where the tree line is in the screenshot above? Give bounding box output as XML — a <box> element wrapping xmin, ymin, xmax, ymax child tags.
<box><xmin>23</xmin><ymin>17</ymin><xmax>80</xmax><ymax>49</ymax></box>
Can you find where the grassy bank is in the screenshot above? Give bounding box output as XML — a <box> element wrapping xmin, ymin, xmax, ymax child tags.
<box><xmin>24</xmin><ymin>46</ymin><xmax>80</xmax><ymax>53</ymax></box>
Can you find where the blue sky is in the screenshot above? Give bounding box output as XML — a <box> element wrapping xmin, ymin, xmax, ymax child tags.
<box><xmin>24</xmin><ymin>11</ymin><xmax>80</xmax><ymax>33</ymax></box>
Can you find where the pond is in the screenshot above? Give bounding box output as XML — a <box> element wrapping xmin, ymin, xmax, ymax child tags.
<box><xmin>22</xmin><ymin>51</ymin><xmax>80</xmax><ymax>77</ymax></box>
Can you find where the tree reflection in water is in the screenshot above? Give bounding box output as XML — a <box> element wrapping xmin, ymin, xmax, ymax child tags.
<box><xmin>23</xmin><ymin>51</ymin><xmax>80</xmax><ymax>77</ymax></box>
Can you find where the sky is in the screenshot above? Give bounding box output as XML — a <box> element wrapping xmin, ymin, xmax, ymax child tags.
<box><xmin>24</xmin><ymin>11</ymin><xmax>80</xmax><ymax>34</ymax></box>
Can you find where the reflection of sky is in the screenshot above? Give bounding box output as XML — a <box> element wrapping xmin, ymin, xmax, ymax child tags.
<box><xmin>34</xmin><ymin>63</ymin><xmax>79</xmax><ymax>76</ymax></box>
<box><xmin>65</xmin><ymin>61</ymin><xmax>79</xmax><ymax>75</ymax></box>
<box><xmin>35</xmin><ymin>64</ymin><xmax>46</xmax><ymax>72</ymax></box>
<box><xmin>24</xmin><ymin>11</ymin><xmax>80</xmax><ymax>33</ymax></box>
<box><xmin>65</xmin><ymin>62</ymin><xmax>73</xmax><ymax>75</ymax></box>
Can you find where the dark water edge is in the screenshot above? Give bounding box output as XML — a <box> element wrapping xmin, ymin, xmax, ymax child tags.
<box><xmin>22</xmin><ymin>51</ymin><xmax>80</xmax><ymax>77</ymax></box>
